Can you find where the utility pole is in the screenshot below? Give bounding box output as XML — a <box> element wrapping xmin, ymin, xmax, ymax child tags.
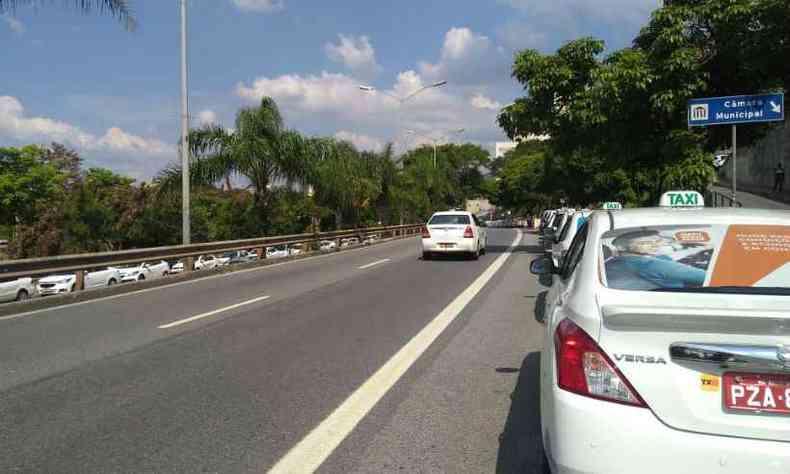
<box><xmin>731</xmin><ymin>124</ymin><xmax>737</xmax><ymax>206</ymax></box>
<box><xmin>180</xmin><ymin>0</ymin><xmax>191</xmax><ymax>244</ymax></box>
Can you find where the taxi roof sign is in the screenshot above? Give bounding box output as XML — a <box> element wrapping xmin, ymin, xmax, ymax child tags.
<box><xmin>601</xmin><ymin>202</ymin><xmax>623</xmax><ymax>210</ymax></box>
<box><xmin>659</xmin><ymin>190</ymin><xmax>704</xmax><ymax>208</ymax></box>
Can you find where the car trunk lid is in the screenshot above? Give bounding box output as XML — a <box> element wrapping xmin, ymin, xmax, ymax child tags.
<box><xmin>598</xmin><ymin>291</ymin><xmax>790</xmax><ymax>442</ymax></box>
<box><xmin>427</xmin><ymin>224</ymin><xmax>468</xmax><ymax>241</ymax></box>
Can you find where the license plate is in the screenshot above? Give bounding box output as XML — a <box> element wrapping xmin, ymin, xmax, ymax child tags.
<box><xmin>723</xmin><ymin>372</ymin><xmax>790</xmax><ymax>415</ymax></box>
<box><xmin>439</xmin><ymin>243</ymin><xmax>455</xmax><ymax>248</ymax></box>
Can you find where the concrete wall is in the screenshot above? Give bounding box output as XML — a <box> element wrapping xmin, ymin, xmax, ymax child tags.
<box><xmin>719</xmin><ymin>121</ymin><xmax>790</xmax><ymax>194</ymax></box>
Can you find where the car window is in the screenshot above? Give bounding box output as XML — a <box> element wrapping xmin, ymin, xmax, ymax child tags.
<box><xmin>558</xmin><ymin>214</ymin><xmax>575</xmax><ymax>242</ymax></box>
<box><xmin>429</xmin><ymin>214</ymin><xmax>471</xmax><ymax>225</ymax></box>
<box><xmin>600</xmin><ymin>224</ymin><xmax>790</xmax><ymax>293</ymax></box>
<box><xmin>560</xmin><ymin>221</ymin><xmax>589</xmax><ymax>280</ymax></box>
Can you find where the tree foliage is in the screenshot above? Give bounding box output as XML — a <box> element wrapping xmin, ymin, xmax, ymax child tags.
<box><xmin>496</xmin><ymin>0</ymin><xmax>788</xmax><ymax>210</ymax></box>
<box><xmin>0</xmin><ymin>0</ymin><xmax>137</xmax><ymax>30</ymax></box>
<box><xmin>3</xmin><ymin>98</ymin><xmax>490</xmax><ymax>257</ymax></box>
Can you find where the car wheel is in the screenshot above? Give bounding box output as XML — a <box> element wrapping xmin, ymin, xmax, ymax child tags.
<box><xmin>108</xmin><ymin>279</ymin><xmax>116</xmax><ymax>286</ymax></box>
<box><xmin>472</xmin><ymin>247</ymin><xmax>481</xmax><ymax>260</ymax></box>
<box><xmin>422</xmin><ymin>251</ymin><xmax>432</xmax><ymax>260</ymax></box>
<box><xmin>70</xmin><ymin>284</ymin><xmax>76</xmax><ymax>292</ymax></box>
<box><xmin>16</xmin><ymin>289</ymin><xmax>29</xmax><ymax>301</ymax></box>
<box><xmin>138</xmin><ymin>275</ymin><xmax>146</xmax><ymax>281</ymax></box>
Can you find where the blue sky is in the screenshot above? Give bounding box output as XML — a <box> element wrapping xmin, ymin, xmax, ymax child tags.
<box><xmin>1</xmin><ymin>0</ymin><xmax>658</xmax><ymax>180</ymax></box>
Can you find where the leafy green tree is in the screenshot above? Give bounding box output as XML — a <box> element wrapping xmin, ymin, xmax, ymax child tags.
<box><xmin>0</xmin><ymin>146</ymin><xmax>66</xmax><ymax>231</ymax></box>
<box><xmin>159</xmin><ymin>97</ymin><xmax>309</xmax><ymax>212</ymax></box>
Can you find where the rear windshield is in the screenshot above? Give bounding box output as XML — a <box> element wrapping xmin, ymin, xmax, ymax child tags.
<box><xmin>429</xmin><ymin>214</ymin><xmax>471</xmax><ymax>225</ymax></box>
<box><xmin>601</xmin><ymin>224</ymin><xmax>790</xmax><ymax>292</ymax></box>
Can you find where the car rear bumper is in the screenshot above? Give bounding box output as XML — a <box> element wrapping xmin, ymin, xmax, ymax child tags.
<box><xmin>546</xmin><ymin>385</ymin><xmax>790</xmax><ymax>474</ymax></box>
<box><xmin>421</xmin><ymin>239</ymin><xmax>476</xmax><ymax>253</ymax></box>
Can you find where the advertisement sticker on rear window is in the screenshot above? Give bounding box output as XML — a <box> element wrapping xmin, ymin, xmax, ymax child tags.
<box><xmin>600</xmin><ymin>224</ymin><xmax>790</xmax><ymax>291</ymax></box>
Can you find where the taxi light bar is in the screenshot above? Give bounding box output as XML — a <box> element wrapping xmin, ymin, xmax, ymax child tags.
<box><xmin>659</xmin><ymin>190</ymin><xmax>704</xmax><ymax>208</ymax></box>
<box><xmin>421</xmin><ymin>226</ymin><xmax>431</xmax><ymax>239</ymax></box>
<box><xmin>463</xmin><ymin>226</ymin><xmax>474</xmax><ymax>238</ymax></box>
<box><xmin>555</xmin><ymin>319</ymin><xmax>648</xmax><ymax>408</ymax></box>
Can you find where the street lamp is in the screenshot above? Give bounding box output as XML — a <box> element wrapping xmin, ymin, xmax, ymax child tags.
<box><xmin>405</xmin><ymin>128</ymin><xmax>465</xmax><ymax>167</ymax></box>
<box><xmin>358</xmin><ymin>80</ymin><xmax>447</xmax><ymax>104</ymax></box>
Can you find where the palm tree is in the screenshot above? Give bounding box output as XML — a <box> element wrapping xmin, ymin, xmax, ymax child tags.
<box><xmin>0</xmin><ymin>0</ymin><xmax>136</xmax><ymax>30</ymax></box>
<box><xmin>157</xmin><ymin>97</ymin><xmax>311</xmax><ymax>210</ymax></box>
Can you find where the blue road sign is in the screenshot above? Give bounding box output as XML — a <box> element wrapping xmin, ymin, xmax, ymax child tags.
<box><xmin>688</xmin><ymin>93</ymin><xmax>784</xmax><ymax>127</ymax></box>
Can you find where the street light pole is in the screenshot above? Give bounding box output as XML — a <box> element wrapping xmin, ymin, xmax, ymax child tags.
<box><xmin>406</xmin><ymin>128</ymin><xmax>465</xmax><ymax>168</ymax></box>
<box><xmin>180</xmin><ymin>0</ymin><xmax>190</xmax><ymax>245</ymax></box>
<box><xmin>358</xmin><ymin>80</ymin><xmax>447</xmax><ymax>104</ymax></box>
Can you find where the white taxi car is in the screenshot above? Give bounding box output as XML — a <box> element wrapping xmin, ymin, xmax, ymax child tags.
<box><xmin>543</xmin><ymin>209</ymin><xmax>574</xmax><ymax>252</ymax></box>
<box><xmin>421</xmin><ymin>210</ymin><xmax>487</xmax><ymax>260</ymax></box>
<box><xmin>550</xmin><ymin>209</ymin><xmax>590</xmax><ymax>268</ymax></box>
<box><xmin>531</xmin><ymin>191</ymin><xmax>790</xmax><ymax>473</ymax></box>
<box><xmin>37</xmin><ymin>268</ymin><xmax>122</xmax><ymax>296</ymax></box>
<box><xmin>0</xmin><ymin>277</ymin><xmax>35</xmax><ymax>303</ymax></box>
<box><xmin>116</xmin><ymin>261</ymin><xmax>170</xmax><ymax>283</ymax></box>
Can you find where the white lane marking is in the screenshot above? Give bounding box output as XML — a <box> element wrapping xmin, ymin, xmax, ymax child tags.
<box><xmin>267</xmin><ymin>231</ymin><xmax>522</xmax><ymax>474</ymax></box>
<box><xmin>158</xmin><ymin>295</ymin><xmax>271</xmax><ymax>329</ymax></box>
<box><xmin>357</xmin><ymin>258</ymin><xmax>391</xmax><ymax>270</ymax></box>
<box><xmin>0</xmin><ymin>237</ymin><xmax>418</xmax><ymax>322</ymax></box>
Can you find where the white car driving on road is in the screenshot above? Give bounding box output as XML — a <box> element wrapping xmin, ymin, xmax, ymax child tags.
<box><xmin>38</xmin><ymin>268</ymin><xmax>122</xmax><ymax>296</ymax></box>
<box><xmin>0</xmin><ymin>277</ymin><xmax>35</xmax><ymax>303</ymax></box>
<box><xmin>116</xmin><ymin>261</ymin><xmax>170</xmax><ymax>283</ymax></box>
<box><xmin>531</xmin><ymin>191</ymin><xmax>790</xmax><ymax>473</ymax></box>
<box><xmin>421</xmin><ymin>210</ymin><xmax>487</xmax><ymax>260</ymax></box>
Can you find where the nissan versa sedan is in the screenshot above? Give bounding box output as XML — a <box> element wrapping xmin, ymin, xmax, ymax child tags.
<box><xmin>421</xmin><ymin>210</ymin><xmax>487</xmax><ymax>260</ymax></box>
<box><xmin>531</xmin><ymin>191</ymin><xmax>790</xmax><ymax>473</ymax></box>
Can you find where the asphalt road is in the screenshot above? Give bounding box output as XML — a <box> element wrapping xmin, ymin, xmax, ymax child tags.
<box><xmin>0</xmin><ymin>228</ymin><xmax>547</xmax><ymax>473</ymax></box>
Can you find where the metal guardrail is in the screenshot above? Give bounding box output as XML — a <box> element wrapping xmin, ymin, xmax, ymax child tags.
<box><xmin>707</xmin><ymin>189</ymin><xmax>743</xmax><ymax>208</ymax></box>
<box><xmin>0</xmin><ymin>224</ymin><xmax>422</xmax><ymax>287</ymax></box>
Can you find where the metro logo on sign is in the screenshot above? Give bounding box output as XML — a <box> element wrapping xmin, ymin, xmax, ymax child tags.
<box><xmin>690</xmin><ymin>104</ymin><xmax>708</xmax><ymax>121</ymax></box>
<box><xmin>688</xmin><ymin>93</ymin><xmax>784</xmax><ymax>127</ymax></box>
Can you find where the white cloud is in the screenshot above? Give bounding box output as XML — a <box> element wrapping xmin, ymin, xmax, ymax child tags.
<box><xmin>230</xmin><ymin>0</ymin><xmax>284</xmax><ymax>13</ymax></box>
<box><xmin>470</xmin><ymin>94</ymin><xmax>502</xmax><ymax>111</ymax></box>
<box><xmin>418</xmin><ymin>27</ymin><xmax>510</xmax><ymax>86</ymax></box>
<box><xmin>497</xmin><ymin>0</ymin><xmax>656</xmax><ymax>25</ymax></box>
<box><xmin>1</xmin><ymin>14</ymin><xmax>25</xmax><ymax>34</ymax></box>
<box><xmin>334</xmin><ymin>131</ymin><xmax>384</xmax><ymax>151</ymax></box>
<box><xmin>496</xmin><ymin>0</ymin><xmax>658</xmax><ymax>51</ymax></box>
<box><xmin>497</xmin><ymin>21</ymin><xmax>549</xmax><ymax>52</ymax></box>
<box><xmin>198</xmin><ymin>109</ymin><xmax>218</xmax><ymax>126</ymax></box>
<box><xmin>0</xmin><ymin>96</ymin><xmax>173</xmax><ymax>156</ymax></box>
<box><xmin>234</xmin><ymin>26</ymin><xmax>521</xmax><ymax>156</ymax></box>
<box><xmin>236</xmin><ymin>69</ymin><xmax>502</xmax><ymax>153</ymax></box>
<box><xmin>325</xmin><ymin>34</ymin><xmax>381</xmax><ymax>80</ymax></box>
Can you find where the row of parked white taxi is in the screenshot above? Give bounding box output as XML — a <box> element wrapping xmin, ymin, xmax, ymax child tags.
<box><xmin>0</xmin><ymin>235</ymin><xmax>381</xmax><ymax>304</ymax></box>
<box><xmin>532</xmin><ymin>192</ymin><xmax>790</xmax><ymax>473</ymax></box>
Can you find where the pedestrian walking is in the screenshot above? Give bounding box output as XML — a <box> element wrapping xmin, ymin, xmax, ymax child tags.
<box><xmin>773</xmin><ymin>162</ymin><xmax>785</xmax><ymax>192</ymax></box>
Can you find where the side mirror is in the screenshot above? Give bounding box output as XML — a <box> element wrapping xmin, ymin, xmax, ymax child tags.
<box><xmin>530</xmin><ymin>256</ymin><xmax>555</xmax><ymax>275</ymax></box>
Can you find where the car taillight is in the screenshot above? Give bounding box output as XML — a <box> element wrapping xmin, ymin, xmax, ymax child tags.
<box><xmin>421</xmin><ymin>226</ymin><xmax>431</xmax><ymax>239</ymax></box>
<box><xmin>554</xmin><ymin>318</ymin><xmax>647</xmax><ymax>408</ymax></box>
<box><xmin>463</xmin><ymin>226</ymin><xmax>474</xmax><ymax>238</ymax></box>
